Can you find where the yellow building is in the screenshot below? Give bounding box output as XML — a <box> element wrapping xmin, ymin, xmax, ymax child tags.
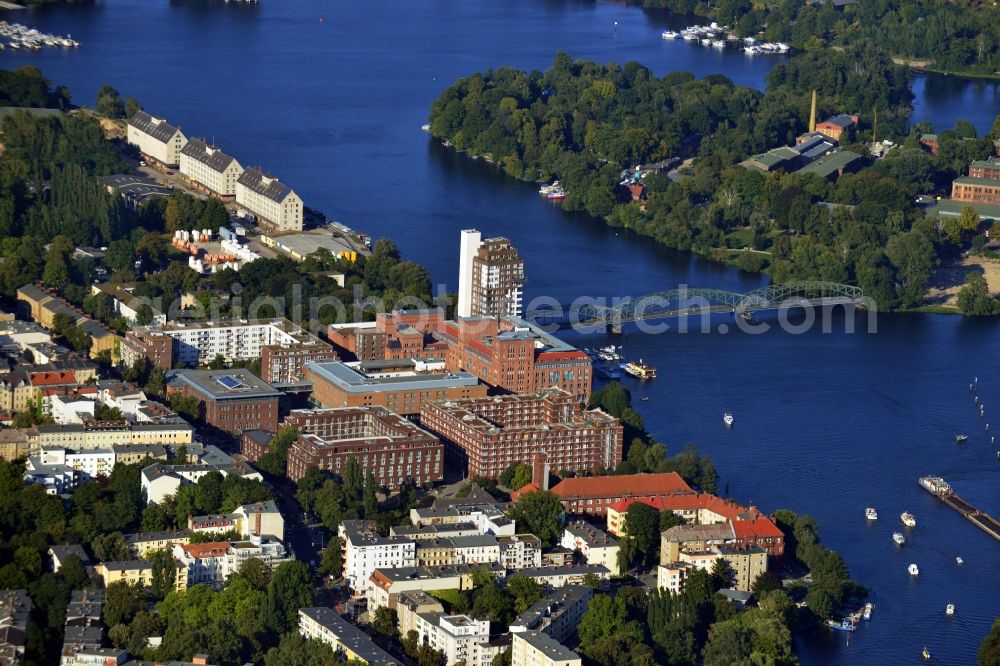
<box><xmin>512</xmin><ymin>631</ymin><xmax>581</xmax><ymax>666</ymax></box>
<box><xmin>0</xmin><ymin>373</ymin><xmax>40</xmax><ymax>414</ymax></box>
<box><xmin>96</xmin><ymin>558</ymin><xmax>187</xmax><ymax>591</ymax></box>
<box><xmin>0</xmin><ymin>429</ymin><xmax>32</xmax><ymax>461</ymax></box>
<box><xmin>124</xmin><ymin>531</ymin><xmax>192</xmax><ymax>558</ymax></box>
<box><xmin>16</xmin><ymin>285</ymin><xmax>121</xmax><ymax>361</ymax></box>
<box><xmin>718</xmin><ymin>546</ymin><xmax>768</xmax><ymax>592</ymax></box>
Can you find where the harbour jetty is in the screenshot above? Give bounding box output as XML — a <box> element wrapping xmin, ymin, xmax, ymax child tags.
<box><xmin>918</xmin><ymin>476</ymin><xmax>1000</xmax><ymax>541</ymax></box>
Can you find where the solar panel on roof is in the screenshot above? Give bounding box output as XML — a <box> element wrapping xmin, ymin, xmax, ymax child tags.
<box><xmin>216</xmin><ymin>375</ymin><xmax>248</xmax><ymax>390</ymax></box>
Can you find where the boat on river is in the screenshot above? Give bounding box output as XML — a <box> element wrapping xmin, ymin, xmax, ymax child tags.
<box><xmin>621</xmin><ymin>360</ymin><xmax>656</xmax><ymax>380</ymax></box>
<box><xmin>723</xmin><ymin>412</ymin><xmax>734</xmax><ymax>427</ymax></box>
<box><xmin>827</xmin><ymin>619</ymin><xmax>855</xmax><ymax>632</ymax></box>
<box><xmin>862</xmin><ymin>603</ymin><xmax>873</xmax><ymax>620</ymax></box>
<box><xmin>956</xmin><ymin>556</ymin><xmax>963</xmax><ymax>565</ymax></box>
<box><xmin>893</xmin><ymin>532</ymin><xmax>905</xmax><ymax>545</ymax></box>
<box><xmin>901</xmin><ymin>511</ymin><xmax>916</xmax><ymax>527</ymax></box>
<box><xmin>918</xmin><ymin>476</ymin><xmax>952</xmax><ymax>496</ymax></box>
<box><xmin>908</xmin><ymin>563</ymin><xmax>919</xmax><ymax>576</ymax></box>
<box><xmin>661</xmin><ymin>30</ymin><xmax>678</xmax><ymax>39</ymax></box>
<box><xmin>955</xmin><ymin>434</ymin><xmax>968</xmax><ymax>443</ymax></box>
<box><xmin>865</xmin><ymin>506</ymin><xmax>878</xmax><ymax>521</ymax></box>
<box><xmin>945</xmin><ymin>603</ymin><xmax>954</xmax><ymax>616</ymax></box>
<box><xmin>922</xmin><ymin>646</ymin><xmax>931</xmax><ymax>660</ymax></box>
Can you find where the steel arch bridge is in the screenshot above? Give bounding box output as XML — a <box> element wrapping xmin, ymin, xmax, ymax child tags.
<box><xmin>525</xmin><ymin>281</ymin><xmax>865</xmax><ymax>328</ymax></box>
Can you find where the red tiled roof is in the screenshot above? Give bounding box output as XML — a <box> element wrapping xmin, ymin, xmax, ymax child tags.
<box><xmin>28</xmin><ymin>371</ymin><xmax>77</xmax><ymax>386</ymax></box>
<box><xmin>547</xmin><ymin>473</ymin><xmax>694</xmax><ymax>501</ymax></box>
<box><xmin>609</xmin><ymin>493</ymin><xmax>759</xmax><ymax>521</ymax></box>
<box><xmin>732</xmin><ymin>515</ymin><xmax>784</xmax><ymax>540</ymax></box>
<box><xmin>181</xmin><ymin>541</ymin><xmax>229</xmax><ymax>558</ymax></box>
<box><xmin>509</xmin><ymin>483</ymin><xmax>541</xmax><ymax>502</ymax></box>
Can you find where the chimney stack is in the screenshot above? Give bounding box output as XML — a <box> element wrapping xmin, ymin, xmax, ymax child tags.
<box><xmin>809</xmin><ymin>90</ymin><xmax>817</xmax><ymax>133</ymax></box>
<box><xmin>532</xmin><ymin>453</ymin><xmax>550</xmax><ymax>491</ymax></box>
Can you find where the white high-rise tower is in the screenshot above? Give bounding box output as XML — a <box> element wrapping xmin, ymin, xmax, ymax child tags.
<box><xmin>457</xmin><ymin>229</ymin><xmax>481</xmax><ymax>318</ymax></box>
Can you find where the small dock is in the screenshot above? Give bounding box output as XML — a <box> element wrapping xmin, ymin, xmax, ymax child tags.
<box><xmin>927</xmin><ymin>484</ymin><xmax>1000</xmax><ymax>541</ymax></box>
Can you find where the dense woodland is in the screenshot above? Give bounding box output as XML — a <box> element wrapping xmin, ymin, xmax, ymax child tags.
<box><xmin>635</xmin><ymin>0</ymin><xmax>1000</xmax><ymax>76</ymax></box>
<box><xmin>429</xmin><ymin>51</ymin><xmax>1000</xmax><ymax>311</ymax></box>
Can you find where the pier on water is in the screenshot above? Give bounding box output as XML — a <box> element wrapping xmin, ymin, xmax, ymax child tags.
<box><xmin>936</xmin><ymin>490</ymin><xmax>1000</xmax><ymax>541</ymax></box>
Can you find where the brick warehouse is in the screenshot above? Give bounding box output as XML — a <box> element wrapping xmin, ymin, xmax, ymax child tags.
<box><xmin>285</xmin><ymin>407</ymin><xmax>443</xmax><ymax>490</ymax></box>
<box><xmin>420</xmin><ymin>388</ymin><xmax>623</xmax><ymax>479</ymax></box>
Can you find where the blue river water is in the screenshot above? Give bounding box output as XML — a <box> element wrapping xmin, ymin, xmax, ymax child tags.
<box><xmin>4</xmin><ymin>0</ymin><xmax>999</xmax><ymax>663</ymax></box>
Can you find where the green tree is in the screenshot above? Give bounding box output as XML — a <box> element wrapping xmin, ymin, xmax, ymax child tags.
<box><xmin>149</xmin><ymin>548</ymin><xmax>177</xmax><ymax>601</ymax></box>
<box><xmin>342</xmin><ymin>456</ymin><xmax>363</xmax><ymax>505</ymax></box>
<box><xmin>104</xmin><ymin>581</ymin><xmax>146</xmax><ymax>627</ymax></box>
<box><xmin>506</xmin><ymin>574</ymin><xmax>543</xmax><ymax>614</ymax></box>
<box><xmin>318</xmin><ymin>537</ymin><xmax>343</xmax><ymax>579</ymax></box>
<box><xmin>363</xmin><ymin>469</ymin><xmax>378</xmax><ymax>519</ymax></box>
<box><xmin>259</xmin><ymin>561</ymin><xmax>314</xmax><ymax>636</ymax></box>
<box><xmin>95</xmin><ymin>84</ymin><xmax>124</xmax><ymax>118</ymax></box>
<box><xmin>124</xmin><ymin>96</ymin><xmax>142</xmax><ymax>119</ymax></box>
<box><xmin>620</xmin><ymin>501</ymin><xmax>660</xmax><ymax>570</ymax></box>
<box><xmin>578</xmin><ymin>594</ymin><xmax>643</xmax><ymax>650</ymax></box>
<box><xmin>370</xmin><ymin>606</ymin><xmax>399</xmax><ymax>640</ymax></box>
<box><xmin>508</xmin><ymin>490</ymin><xmax>564</xmax><ymax>546</ymax></box>
<box><xmin>980</xmin><ymin>618</ymin><xmax>1000</xmax><ymax>666</ymax></box>
<box><xmin>957</xmin><ymin>272</ymin><xmax>1000</xmax><ymax>316</ymax></box>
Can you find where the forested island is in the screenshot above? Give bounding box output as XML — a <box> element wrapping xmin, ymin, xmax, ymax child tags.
<box><xmin>429</xmin><ymin>50</ymin><xmax>1000</xmax><ymax>312</ymax></box>
<box><xmin>632</xmin><ymin>0</ymin><xmax>1000</xmax><ymax>78</ymax></box>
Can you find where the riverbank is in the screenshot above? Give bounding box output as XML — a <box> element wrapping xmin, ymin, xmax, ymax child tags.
<box><xmin>894</xmin><ymin>55</ymin><xmax>1000</xmax><ymax>81</ymax></box>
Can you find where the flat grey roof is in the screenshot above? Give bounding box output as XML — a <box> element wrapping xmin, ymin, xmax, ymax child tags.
<box><xmin>298</xmin><ymin>608</ymin><xmax>402</xmax><ymax>665</ymax></box>
<box><xmin>166</xmin><ymin>369</ymin><xmax>282</xmax><ymax>401</ymax></box>
<box><xmin>305</xmin><ymin>360</ymin><xmax>479</xmax><ymax>394</ymax></box>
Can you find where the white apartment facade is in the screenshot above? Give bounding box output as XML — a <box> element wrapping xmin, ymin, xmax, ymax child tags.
<box><xmin>143</xmin><ymin>318</ymin><xmax>320</xmax><ymax>366</ymax></box>
<box><xmin>34</xmin><ymin>421</ymin><xmax>194</xmax><ymax>450</ymax></box>
<box><xmin>235</xmin><ymin>167</ymin><xmax>303</xmax><ymax>231</ymax></box>
<box><xmin>340</xmin><ymin>520</ymin><xmax>416</xmax><ymax>596</ymax></box>
<box><xmin>126</xmin><ymin>111</ymin><xmax>187</xmax><ymax>167</ymax></box>
<box><xmin>179</xmin><ymin>138</ymin><xmax>244</xmax><ymax>199</ymax></box>
<box><xmin>499</xmin><ymin>534</ymin><xmax>543</xmax><ymax>570</ymax></box>
<box><xmin>173</xmin><ymin>536</ymin><xmax>289</xmax><ymax>589</ymax></box>
<box><xmin>561</xmin><ymin>523</ymin><xmax>621</xmax><ymax>576</ymax></box>
<box><xmin>412</xmin><ymin>613</ymin><xmax>499</xmax><ymax>666</ymax></box>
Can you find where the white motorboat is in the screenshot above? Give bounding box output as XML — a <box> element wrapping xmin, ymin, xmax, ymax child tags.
<box><xmin>893</xmin><ymin>532</ymin><xmax>905</xmax><ymax>545</ymax></box>
<box><xmin>661</xmin><ymin>30</ymin><xmax>679</xmax><ymax>39</ymax></box>
<box><xmin>956</xmin><ymin>556</ymin><xmax>963</xmax><ymax>565</ymax></box>
<box><xmin>901</xmin><ymin>511</ymin><xmax>916</xmax><ymax>527</ymax></box>
<box><xmin>723</xmin><ymin>412</ymin><xmax>734</xmax><ymax>427</ymax></box>
<box><xmin>865</xmin><ymin>507</ymin><xmax>878</xmax><ymax>521</ymax></box>
<box><xmin>945</xmin><ymin>603</ymin><xmax>954</xmax><ymax>616</ymax></box>
<box><xmin>908</xmin><ymin>563</ymin><xmax>919</xmax><ymax>576</ymax></box>
<box><xmin>862</xmin><ymin>602</ymin><xmax>873</xmax><ymax>620</ymax></box>
<box><xmin>711</xmin><ymin>39</ymin><xmax>725</xmax><ymax>48</ymax></box>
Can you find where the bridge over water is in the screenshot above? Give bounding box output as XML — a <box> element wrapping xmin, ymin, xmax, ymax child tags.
<box><xmin>524</xmin><ymin>281</ymin><xmax>867</xmax><ymax>331</ymax></box>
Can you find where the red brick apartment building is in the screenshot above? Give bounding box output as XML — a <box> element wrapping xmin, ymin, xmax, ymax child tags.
<box><xmin>328</xmin><ymin>310</ymin><xmax>593</xmax><ymax>404</ymax></box>
<box><xmin>420</xmin><ymin>388</ymin><xmax>622</xmax><ymax>479</ymax></box>
<box><xmin>435</xmin><ymin>317</ymin><xmax>593</xmax><ymax>404</ymax></box>
<box><xmin>166</xmin><ymin>369</ymin><xmax>281</xmax><ymax>435</ymax></box>
<box><xmin>951</xmin><ymin>159</ymin><xmax>1000</xmax><ymax>204</ymax></box>
<box><xmin>284</xmin><ymin>407</ymin><xmax>443</xmax><ymax>489</ymax></box>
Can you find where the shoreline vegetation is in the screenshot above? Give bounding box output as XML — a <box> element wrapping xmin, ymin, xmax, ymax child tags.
<box><xmin>428</xmin><ymin>50</ymin><xmax>1000</xmax><ymax>315</ymax></box>
<box><xmin>629</xmin><ymin>0</ymin><xmax>1000</xmax><ymax>81</ymax></box>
